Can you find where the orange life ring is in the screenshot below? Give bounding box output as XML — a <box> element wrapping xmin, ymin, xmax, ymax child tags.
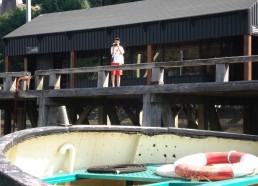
<box><xmin>174</xmin><ymin>151</ymin><xmax>258</xmax><ymax>180</ymax></box>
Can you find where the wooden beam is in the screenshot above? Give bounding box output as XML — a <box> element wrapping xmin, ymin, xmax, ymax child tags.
<box><xmin>183</xmin><ymin>105</ymin><xmax>198</xmax><ymax>129</ymax></box>
<box><xmin>26</xmin><ymin>100</ymin><xmax>38</xmax><ymax>128</ymax></box>
<box><xmin>70</xmin><ymin>51</ymin><xmax>77</xmax><ymax>88</ymax></box>
<box><xmin>161</xmin><ymin>103</ymin><xmax>174</xmax><ymax>127</ymax></box>
<box><xmin>24</xmin><ymin>56</ymin><xmax>28</xmax><ymax>71</ymax></box>
<box><xmin>152</xmin><ymin>67</ymin><xmax>164</xmax><ymax>84</ymax></box>
<box><xmin>3</xmin><ymin>76</ymin><xmax>17</xmax><ymax>92</ymax></box>
<box><xmin>4</xmin><ymin>108</ymin><xmax>12</xmax><ymax>135</ymax></box>
<box><xmin>206</xmin><ymin>104</ymin><xmax>222</xmax><ymax>131</ymax></box>
<box><xmin>244</xmin><ymin>35</ymin><xmax>252</xmax><ymax>80</ymax></box>
<box><xmin>98</xmin><ymin>71</ymin><xmax>109</xmax><ymax>87</ymax></box>
<box><xmin>147</xmin><ymin>44</ymin><xmax>154</xmax><ymax>85</ymax></box>
<box><xmin>47</xmin><ymin>106</ymin><xmax>58</xmax><ymax>126</ymax></box>
<box><xmin>197</xmin><ymin>104</ymin><xmax>208</xmax><ymax>130</ymax></box>
<box><xmin>5</xmin><ymin>56</ymin><xmax>11</xmax><ymax>72</ymax></box>
<box><xmin>49</xmin><ymin>73</ymin><xmax>61</xmax><ymax>89</ymax></box>
<box><xmin>243</xmin><ymin>100</ymin><xmax>258</xmax><ymax>135</ymax></box>
<box><xmin>34</xmin><ymin>55</ymin><xmax>258</xmax><ymax>76</ymax></box>
<box><xmin>106</xmin><ymin>106</ymin><xmax>120</xmax><ymax>125</ymax></box>
<box><xmin>76</xmin><ymin>105</ymin><xmax>93</xmax><ymax>124</ymax></box>
<box><xmin>37</xmin><ymin>97</ymin><xmax>49</xmax><ymax>127</ymax></box>
<box><xmin>33</xmin><ymin>81</ymin><xmax>258</xmax><ymax>98</ymax></box>
<box><xmin>35</xmin><ymin>75</ymin><xmax>44</xmax><ymax>90</ymax></box>
<box><xmin>216</xmin><ymin>63</ymin><xmax>229</xmax><ymax>82</ymax></box>
<box><xmin>142</xmin><ymin>94</ymin><xmax>162</xmax><ymax>127</ymax></box>
<box><xmin>0</xmin><ymin>72</ymin><xmax>31</xmax><ymax>78</ymax></box>
<box><xmin>123</xmin><ymin>106</ymin><xmax>140</xmax><ymax>126</ymax></box>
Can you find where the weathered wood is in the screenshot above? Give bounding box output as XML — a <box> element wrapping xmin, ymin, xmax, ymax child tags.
<box><xmin>161</xmin><ymin>103</ymin><xmax>174</xmax><ymax>127</ymax></box>
<box><xmin>70</xmin><ymin>51</ymin><xmax>77</xmax><ymax>88</ymax></box>
<box><xmin>147</xmin><ymin>44</ymin><xmax>154</xmax><ymax>85</ymax></box>
<box><xmin>123</xmin><ymin>106</ymin><xmax>140</xmax><ymax>126</ymax></box>
<box><xmin>206</xmin><ymin>104</ymin><xmax>222</xmax><ymax>131</ymax></box>
<box><xmin>33</xmin><ymin>81</ymin><xmax>258</xmax><ymax>98</ymax></box>
<box><xmin>142</xmin><ymin>94</ymin><xmax>162</xmax><ymax>127</ymax></box>
<box><xmin>5</xmin><ymin>56</ymin><xmax>11</xmax><ymax>72</ymax></box>
<box><xmin>66</xmin><ymin>107</ymin><xmax>77</xmax><ymax>124</ymax></box>
<box><xmin>16</xmin><ymin>108</ymin><xmax>26</xmax><ymax>131</ymax></box>
<box><xmin>49</xmin><ymin>73</ymin><xmax>61</xmax><ymax>89</ymax></box>
<box><xmin>0</xmin><ymin>72</ymin><xmax>31</xmax><ymax>78</ymax></box>
<box><xmin>37</xmin><ymin>97</ymin><xmax>49</xmax><ymax>127</ymax></box>
<box><xmin>47</xmin><ymin>106</ymin><xmax>58</xmax><ymax>126</ymax></box>
<box><xmin>243</xmin><ymin>101</ymin><xmax>258</xmax><ymax>135</ymax></box>
<box><xmin>151</xmin><ymin>67</ymin><xmax>164</xmax><ymax>84</ymax></box>
<box><xmin>106</xmin><ymin>106</ymin><xmax>120</xmax><ymax>125</ymax></box>
<box><xmin>243</xmin><ymin>104</ymin><xmax>251</xmax><ymax>134</ymax></box>
<box><xmin>155</xmin><ymin>55</ymin><xmax>258</xmax><ymax>68</ymax></box>
<box><xmin>197</xmin><ymin>104</ymin><xmax>208</xmax><ymax>130</ymax></box>
<box><xmin>3</xmin><ymin>77</ymin><xmax>16</xmax><ymax>92</ymax></box>
<box><xmin>76</xmin><ymin>105</ymin><xmax>93</xmax><ymax>124</ymax></box>
<box><xmin>97</xmin><ymin>71</ymin><xmax>109</xmax><ymax>87</ymax></box>
<box><xmin>183</xmin><ymin>105</ymin><xmax>198</xmax><ymax>129</ymax></box>
<box><xmin>26</xmin><ymin>100</ymin><xmax>38</xmax><ymax>128</ymax></box>
<box><xmin>216</xmin><ymin>64</ymin><xmax>229</xmax><ymax>82</ymax></box>
<box><xmin>4</xmin><ymin>108</ymin><xmax>12</xmax><ymax>135</ymax></box>
<box><xmin>35</xmin><ymin>63</ymin><xmax>154</xmax><ymax>76</ymax></box>
<box><xmin>98</xmin><ymin>106</ymin><xmax>107</xmax><ymax>125</ymax></box>
<box><xmin>171</xmin><ymin>105</ymin><xmax>182</xmax><ymax>128</ymax></box>
<box><xmin>34</xmin><ymin>55</ymin><xmax>258</xmax><ymax>76</ymax></box>
<box><xmin>35</xmin><ymin>75</ymin><xmax>44</xmax><ymax>90</ymax></box>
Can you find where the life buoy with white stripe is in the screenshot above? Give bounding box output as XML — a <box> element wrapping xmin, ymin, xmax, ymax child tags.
<box><xmin>156</xmin><ymin>151</ymin><xmax>258</xmax><ymax>181</ymax></box>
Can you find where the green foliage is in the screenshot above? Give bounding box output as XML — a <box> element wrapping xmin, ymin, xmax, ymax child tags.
<box><xmin>0</xmin><ymin>8</ymin><xmax>40</xmax><ymax>72</ymax></box>
<box><xmin>0</xmin><ymin>9</ymin><xmax>26</xmax><ymax>72</ymax></box>
<box><xmin>22</xmin><ymin>0</ymin><xmax>90</xmax><ymax>13</ymax></box>
<box><xmin>88</xmin><ymin>0</ymin><xmax>140</xmax><ymax>7</ymax></box>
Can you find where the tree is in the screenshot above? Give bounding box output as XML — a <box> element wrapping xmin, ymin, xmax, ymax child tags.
<box><xmin>0</xmin><ymin>8</ymin><xmax>41</xmax><ymax>72</ymax></box>
<box><xmin>88</xmin><ymin>0</ymin><xmax>140</xmax><ymax>7</ymax></box>
<box><xmin>23</xmin><ymin>0</ymin><xmax>90</xmax><ymax>13</ymax></box>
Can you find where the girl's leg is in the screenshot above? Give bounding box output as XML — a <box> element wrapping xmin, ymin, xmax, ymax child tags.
<box><xmin>111</xmin><ymin>75</ymin><xmax>115</xmax><ymax>87</ymax></box>
<box><xmin>117</xmin><ymin>75</ymin><xmax>121</xmax><ymax>87</ymax></box>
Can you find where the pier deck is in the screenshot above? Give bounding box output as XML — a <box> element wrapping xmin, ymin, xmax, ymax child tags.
<box><xmin>1</xmin><ymin>55</ymin><xmax>258</xmax><ymax>135</ymax></box>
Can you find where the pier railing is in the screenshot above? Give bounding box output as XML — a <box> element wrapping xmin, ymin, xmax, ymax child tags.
<box><xmin>0</xmin><ymin>72</ymin><xmax>31</xmax><ymax>92</ymax></box>
<box><xmin>33</xmin><ymin>55</ymin><xmax>258</xmax><ymax>90</ymax></box>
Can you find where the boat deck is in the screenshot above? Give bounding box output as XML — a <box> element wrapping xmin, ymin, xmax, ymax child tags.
<box><xmin>42</xmin><ymin>164</ymin><xmax>201</xmax><ymax>185</ymax></box>
<box><xmin>42</xmin><ymin>164</ymin><xmax>258</xmax><ymax>186</ymax></box>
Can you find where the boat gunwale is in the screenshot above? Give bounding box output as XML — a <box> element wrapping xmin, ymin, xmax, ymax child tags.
<box><xmin>1</xmin><ymin>125</ymin><xmax>258</xmax><ymax>186</ymax></box>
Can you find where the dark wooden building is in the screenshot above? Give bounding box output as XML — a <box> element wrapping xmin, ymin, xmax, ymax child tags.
<box><xmin>3</xmin><ymin>0</ymin><xmax>258</xmax><ymax>87</ymax></box>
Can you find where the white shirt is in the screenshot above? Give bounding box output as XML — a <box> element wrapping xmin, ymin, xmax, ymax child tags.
<box><xmin>111</xmin><ymin>46</ymin><xmax>125</xmax><ymax>64</ymax></box>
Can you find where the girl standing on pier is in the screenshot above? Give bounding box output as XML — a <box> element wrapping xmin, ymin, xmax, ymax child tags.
<box><xmin>111</xmin><ymin>37</ymin><xmax>125</xmax><ymax>87</ymax></box>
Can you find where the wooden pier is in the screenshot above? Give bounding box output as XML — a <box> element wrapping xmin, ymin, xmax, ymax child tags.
<box><xmin>1</xmin><ymin>56</ymin><xmax>258</xmax><ymax>135</ymax></box>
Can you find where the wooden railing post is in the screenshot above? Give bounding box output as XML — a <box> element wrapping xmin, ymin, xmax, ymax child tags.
<box><xmin>35</xmin><ymin>75</ymin><xmax>44</xmax><ymax>90</ymax></box>
<box><xmin>49</xmin><ymin>73</ymin><xmax>61</xmax><ymax>89</ymax></box>
<box><xmin>97</xmin><ymin>71</ymin><xmax>109</xmax><ymax>87</ymax></box>
<box><xmin>215</xmin><ymin>63</ymin><xmax>229</xmax><ymax>82</ymax></box>
<box><xmin>97</xmin><ymin>71</ymin><xmax>109</xmax><ymax>124</ymax></box>
<box><xmin>151</xmin><ymin>67</ymin><xmax>164</xmax><ymax>84</ymax></box>
<box><xmin>3</xmin><ymin>76</ymin><xmax>17</xmax><ymax>92</ymax></box>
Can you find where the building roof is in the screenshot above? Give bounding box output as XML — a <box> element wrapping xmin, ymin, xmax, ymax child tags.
<box><xmin>4</xmin><ymin>0</ymin><xmax>257</xmax><ymax>38</ymax></box>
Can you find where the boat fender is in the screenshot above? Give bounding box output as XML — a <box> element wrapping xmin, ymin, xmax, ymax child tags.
<box><xmin>157</xmin><ymin>151</ymin><xmax>258</xmax><ymax>181</ymax></box>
